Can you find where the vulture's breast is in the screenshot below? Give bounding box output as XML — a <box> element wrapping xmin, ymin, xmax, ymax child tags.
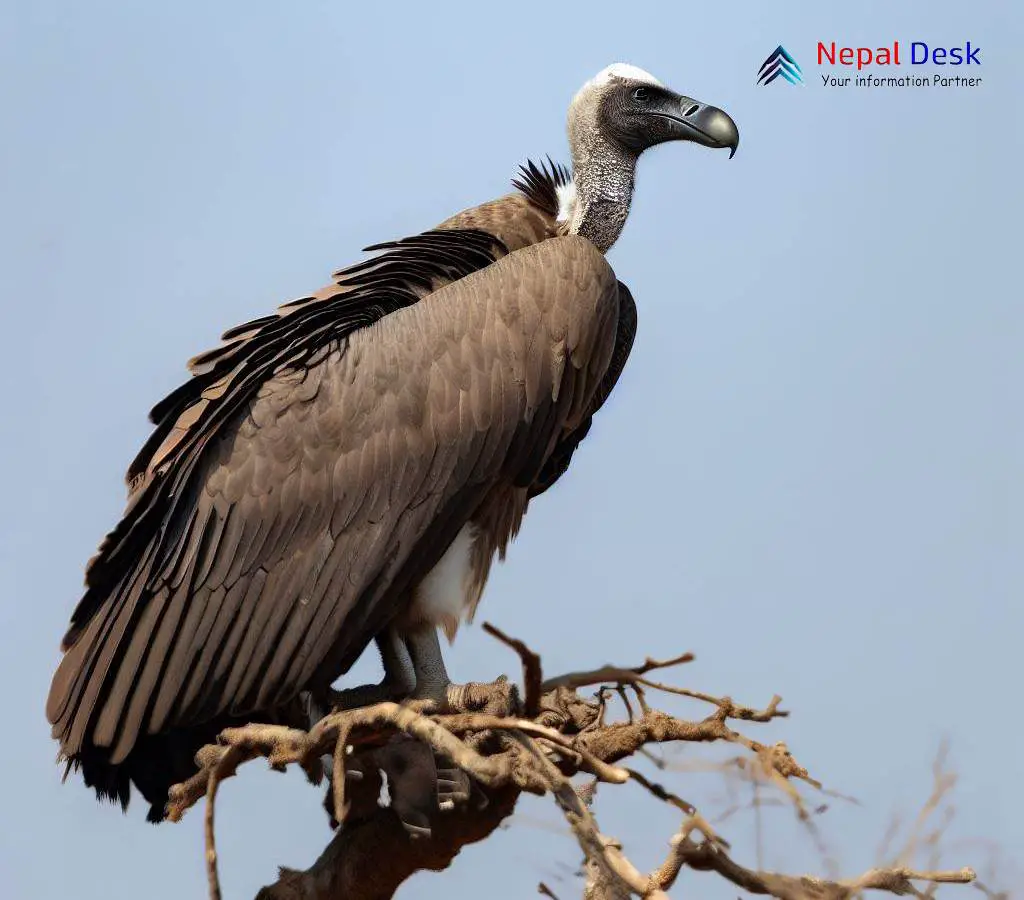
<box><xmin>406</xmin><ymin>522</ymin><xmax>480</xmax><ymax>639</ymax></box>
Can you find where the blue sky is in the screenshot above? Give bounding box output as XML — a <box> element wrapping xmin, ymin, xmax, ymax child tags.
<box><xmin>1</xmin><ymin>1</ymin><xmax>1019</xmax><ymax>897</ymax></box>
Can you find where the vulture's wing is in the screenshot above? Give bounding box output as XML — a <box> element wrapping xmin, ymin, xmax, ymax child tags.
<box><xmin>48</xmin><ymin>235</ymin><xmax>621</xmax><ymax>768</ymax></box>
<box><xmin>531</xmin><ymin>281</ymin><xmax>636</xmax><ymax>498</ymax></box>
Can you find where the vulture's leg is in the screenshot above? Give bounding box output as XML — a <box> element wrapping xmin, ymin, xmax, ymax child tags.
<box><xmin>378</xmin><ymin>626</ymin><xmax>418</xmax><ymax>697</ymax></box>
<box><xmin>405</xmin><ymin>627</ymin><xmax>452</xmax><ymax>703</ymax></box>
<box><xmin>405</xmin><ymin>627</ymin><xmax>520</xmax><ymax>716</ymax></box>
<box><xmin>322</xmin><ymin>628</ymin><xmax>418</xmax><ymax>712</ymax></box>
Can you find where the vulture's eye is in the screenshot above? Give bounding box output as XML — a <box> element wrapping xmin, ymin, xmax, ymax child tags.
<box><xmin>632</xmin><ymin>86</ymin><xmax>650</xmax><ymax>104</ymax></box>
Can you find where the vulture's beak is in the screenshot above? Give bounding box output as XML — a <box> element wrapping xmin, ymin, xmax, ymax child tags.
<box><xmin>653</xmin><ymin>95</ymin><xmax>739</xmax><ymax>158</ymax></box>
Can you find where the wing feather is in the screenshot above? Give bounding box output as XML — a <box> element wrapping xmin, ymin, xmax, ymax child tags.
<box><xmin>199</xmin><ymin>567</ymin><xmax>267</xmax><ymax>717</ymax></box>
<box><xmin>529</xmin><ymin>281</ymin><xmax>637</xmax><ymax>498</ymax></box>
<box><xmin>49</xmin><ymin>233</ymin><xmax>622</xmax><ymax>789</ymax></box>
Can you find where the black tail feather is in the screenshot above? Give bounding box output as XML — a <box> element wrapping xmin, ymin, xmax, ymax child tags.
<box><xmin>64</xmin><ymin>700</ymin><xmax>309</xmax><ymax>821</ymax></box>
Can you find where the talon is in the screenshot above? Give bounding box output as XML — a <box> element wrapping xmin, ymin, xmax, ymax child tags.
<box><xmin>442</xmin><ymin>678</ymin><xmax>521</xmax><ymax>716</ymax></box>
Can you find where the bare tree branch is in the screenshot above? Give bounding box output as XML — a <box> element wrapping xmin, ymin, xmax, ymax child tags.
<box><xmin>483</xmin><ymin>622</ymin><xmax>544</xmax><ymax>718</ymax></box>
<box><xmin>166</xmin><ymin>629</ymin><xmax>982</xmax><ymax>900</ymax></box>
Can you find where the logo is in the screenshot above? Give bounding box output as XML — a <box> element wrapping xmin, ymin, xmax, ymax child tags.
<box><xmin>757</xmin><ymin>46</ymin><xmax>803</xmax><ymax>85</ymax></box>
<box><xmin>755</xmin><ymin>40</ymin><xmax>983</xmax><ymax>90</ymax></box>
<box><xmin>816</xmin><ymin>41</ymin><xmax>982</xmax><ymax>88</ymax></box>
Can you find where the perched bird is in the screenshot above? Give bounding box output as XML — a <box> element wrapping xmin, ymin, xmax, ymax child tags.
<box><xmin>46</xmin><ymin>63</ymin><xmax>738</xmax><ymax>822</ymax></box>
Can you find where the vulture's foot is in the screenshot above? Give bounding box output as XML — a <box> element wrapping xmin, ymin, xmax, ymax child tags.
<box><xmin>406</xmin><ymin>667</ymin><xmax>521</xmax><ymax>716</ymax></box>
<box><xmin>404</xmin><ymin>628</ymin><xmax>521</xmax><ymax>716</ymax></box>
<box><xmin>322</xmin><ymin>681</ymin><xmax>405</xmax><ymax>713</ymax></box>
<box><xmin>440</xmin><ymin>675</ymin><xmax>522</xmax><ymax>717</ymax></box>
<box><xmin>328</xmin><ymin>735</ymin><xmax>475</xmax><ymax>838</ymax></box>
<box><xmin>377</xmin><ymin>738</ymin><xmax>475</xmax><ymax>837</ymax></box>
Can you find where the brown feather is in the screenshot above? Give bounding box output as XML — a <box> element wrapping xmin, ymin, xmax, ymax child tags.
<box><xmin>48</xmin><ymin>183</ymin><xmax>631</xmax><ymax>821</ymax></box>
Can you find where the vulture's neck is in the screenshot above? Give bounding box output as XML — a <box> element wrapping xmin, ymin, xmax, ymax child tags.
<box><xmin>564</xmin><ymin>133</ymin><xmax>637</xmax><ymax>253</ymax></box>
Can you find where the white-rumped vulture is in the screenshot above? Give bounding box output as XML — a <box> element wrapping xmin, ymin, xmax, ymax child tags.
<box><xmin>46</xmin><ymin>64</ymin><xmax>738</xmax><ymax>821</ymax></box>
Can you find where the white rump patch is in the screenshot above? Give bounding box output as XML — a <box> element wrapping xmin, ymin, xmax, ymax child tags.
<box><xmin>410</xmin><ymin>523</ymin><xmax>478</xmax><ymax>629</ymax></box>
<box><xmin>556</xmin><ymin>177</ymin><xmax>577</xmax><ymax>224</ymax></box>
<box><xmin>589</xmin><ymin>63</ymin><xmax>663</xmax><ymax>88</ymax></box>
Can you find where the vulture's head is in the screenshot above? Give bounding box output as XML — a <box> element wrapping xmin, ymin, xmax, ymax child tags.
<box><xmin>562</xmin><ymin>64</ymin><xmax>738</xmax><ymax>250</ymax></box>
<box><xmin>569</xmin><ymin>63</ymin><xmax>739</xmax><ymax>161</ymax></box>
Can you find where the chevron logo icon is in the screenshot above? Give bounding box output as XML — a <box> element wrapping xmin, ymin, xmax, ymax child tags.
<box><xmin>757</xmin><ymin>46</ymin><xmax>803</xmax><ymax>85</ymax></box>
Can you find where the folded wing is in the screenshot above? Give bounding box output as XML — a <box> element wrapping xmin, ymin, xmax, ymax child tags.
<box><xmin>47</xmin><ymin>235</ymin><xmax>623</xmax><ymax>788</ymax></box>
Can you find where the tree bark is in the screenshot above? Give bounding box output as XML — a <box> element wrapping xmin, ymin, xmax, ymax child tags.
<box><xmin>255</xmin><ymin>784</ymin><xmax>520</xmax><ymax>900</ymax></box>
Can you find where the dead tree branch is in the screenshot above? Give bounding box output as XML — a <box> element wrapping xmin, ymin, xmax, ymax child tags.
<box><xmin>166</xmin><ymin>624</ymin><xmax>979</xmax><ymax>900</ymax></box>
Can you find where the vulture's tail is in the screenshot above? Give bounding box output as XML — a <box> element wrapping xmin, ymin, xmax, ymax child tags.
<box><xmin>60</xmin><ymin>706</ymin><xmax>308</xmax><ymax>821</ymax></box>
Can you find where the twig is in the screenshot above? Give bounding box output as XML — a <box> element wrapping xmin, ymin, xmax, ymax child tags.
<box><xmin>540</xmin><ymin>652</ymin><xmax>695</xmax><ymax>694</ymax></box>
<box><xmin>331</xmin><ymin>719</ymin><xmax>352</xmax><ymax>825</ymax></box>
<box><xmin>205</xmin><ymin>745</ymin><xmax>242</xmax><ymax>900</ymax></box>
<box><xmin>622</xmin><ymin>767</ymin><xmax>696</xmax><ymax>817</ymax></box>
<box><xmin>659</xmin><ymin>816</ymin><xmax>975</xmax><ymax>899</ymax></box>
<box><xmin>483</xmin><ymin>622</ymin><xmax>543</xmax><ymax>717</ymax></box>
<box><xmin>897</xmin><ymin>740</ymin><xmax>956</xmax><ymax>868</ymax></box>
<box><xmin>616</xmin><ymin>685</ymin><xmax>636</xmax><ymax>723</ymax></box>
<box><xmin>437</xmin><ymin>713</ymin><xmax>628</xmax><ymax>785</ymax></box>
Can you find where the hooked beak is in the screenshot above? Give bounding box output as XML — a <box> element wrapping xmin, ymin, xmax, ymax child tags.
<box><xmin>652</xmin><ymin>95</ymin><xmax>739</xmax><ymax>158</ymax></box>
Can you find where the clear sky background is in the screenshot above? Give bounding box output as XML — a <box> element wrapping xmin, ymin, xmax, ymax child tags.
<box><xmin>2</xmin><ymin>1</ymin><xmax>1020</xmax><ymax>897</ymax></box>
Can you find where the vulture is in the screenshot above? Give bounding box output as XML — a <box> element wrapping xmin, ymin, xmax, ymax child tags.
<box><xmin>46</xmin><ymin>63</ymin><xmax>738</xmax><ymax>821</ymax></box>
